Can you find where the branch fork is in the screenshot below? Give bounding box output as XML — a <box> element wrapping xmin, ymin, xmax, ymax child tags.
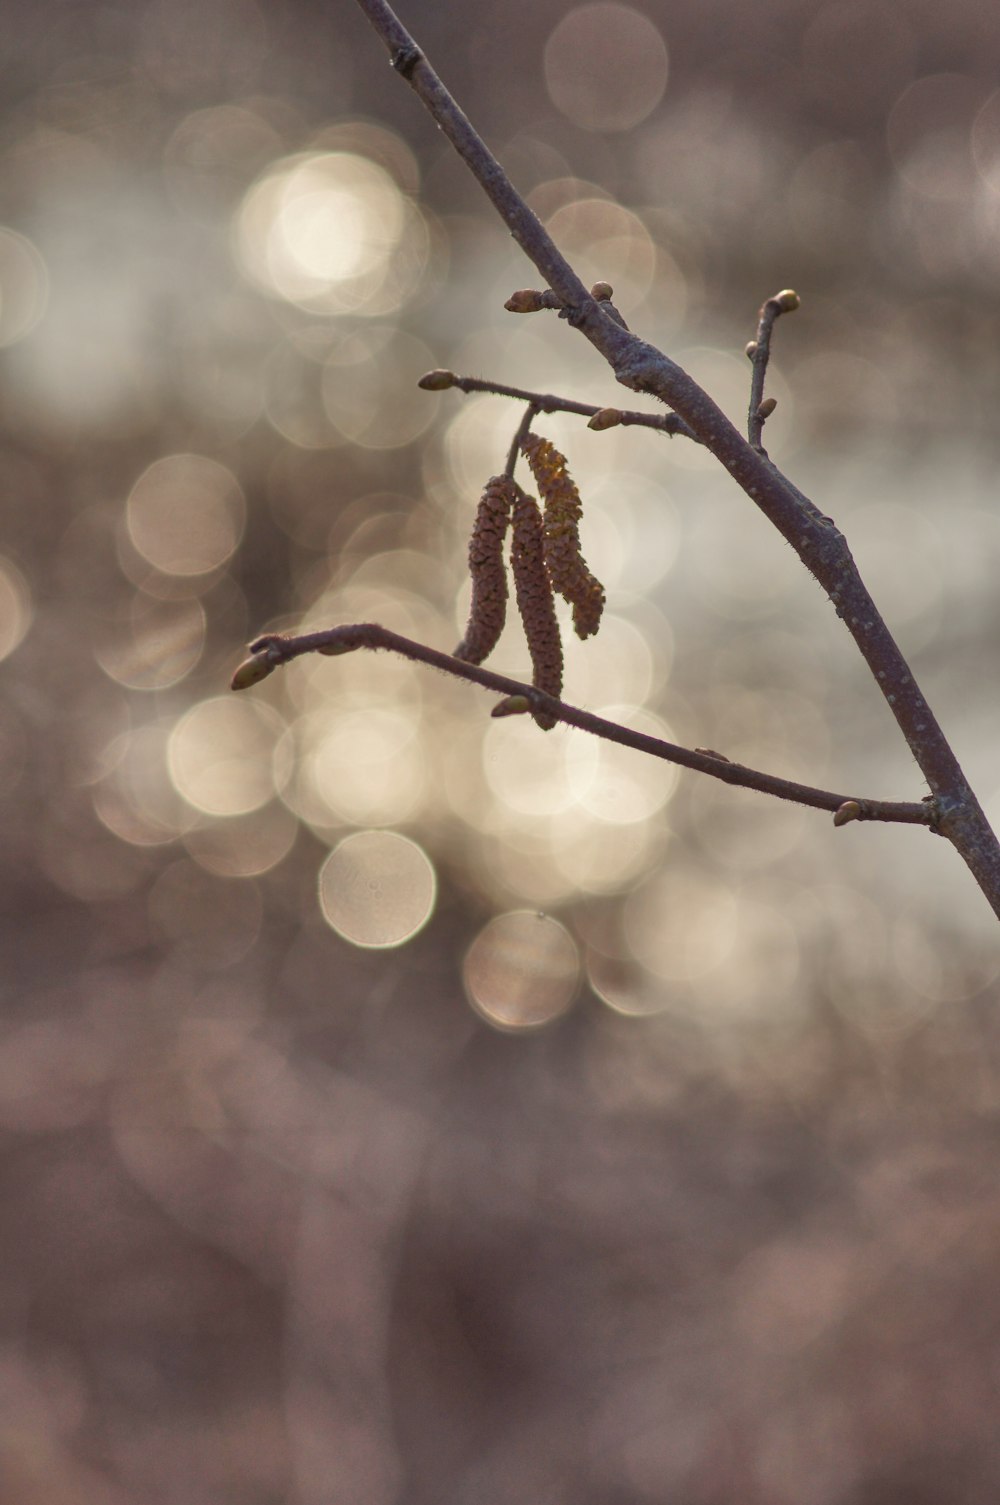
<box><xmin>233</xmin><ymin>0</ymin><xmax>1000</xmax><ymax>917</ymax></box>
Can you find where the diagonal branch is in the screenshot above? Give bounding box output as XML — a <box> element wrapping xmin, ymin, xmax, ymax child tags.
<box><xmin>233</xmin><ymin>626</ymin><xmax>932</xmax><ymax>827</ymax></box>
<box><xmin>351</xmin><ymin>0</ymin><xmax>1000</xmax><ymax>919</ymax></box>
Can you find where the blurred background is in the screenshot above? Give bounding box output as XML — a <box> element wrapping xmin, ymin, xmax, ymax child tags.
<box><xmin>2</xmin><ymin>0</ymin><xmax>1000</xmax><ymax>1499</ymax></box>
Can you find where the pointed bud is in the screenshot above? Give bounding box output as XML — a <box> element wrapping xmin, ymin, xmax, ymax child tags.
<box><xmin>588</xmin><ymin>407</ymin><xmax>622</xmax><ymax>431</ymax></box>
<box><xmin>833</xmin><ymin>800</ymin><xmax>862</xmax><ymax>827</ymax></box>
<box><xmin>418</xmin><ymin>369</ymin><xmax>456</xmax><ymax>390</ymax></box>
<box><xmin>505</xmin><ymin>288</ymin><xmax>548</xmax><ymax>313</ymax></box>
<box><xmin>491</xmin><ymin>695</ymin><xmax>532</xmax><ymax>718</ymax></box>
<box><xmin>231</xmin><ymin>654</ymin><xmax>277</xmax><ymax>691</ymax></box>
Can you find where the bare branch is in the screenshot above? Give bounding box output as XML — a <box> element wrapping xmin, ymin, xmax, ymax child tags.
<box><xmin>233</xmin><ymin>627</ymin><xmax>931</xmax><ymax>829</ymax></box>
<box><xmin>746</xmin><ymin>289</ymin><xmax>799</xmax><ymax>451</ymax></box>
<box><xmin>417</xmin><ymin>369</ymin><xmax>696</xmax><ymax>440</ymax></box>
<box><xmin>351</xmin><ymin>0</ymin><xmax>1000</xmax><ymax>918</ymax></box>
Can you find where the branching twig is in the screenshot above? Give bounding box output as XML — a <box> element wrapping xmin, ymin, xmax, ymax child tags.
<box><xmin>233</xmin><ymin>627</ymin><xmax>931</xmax><ymax>828</ymax></box>
<box><xmin>348</xmin><ymin>0</ymin><xmax>1000</xmax><ymax>919</ymax></box>
<box><xmin>418</xmin><ymin>369</ymin><xmax>696</xmax><ymax>440</ymax></box>
<box><xmin>506</xmin><ymin>402</ymin><xmax>539</xmax><ymax>477</ymax></box>
<box><xmin>746</xmin><ymin>289</ymin><xmax>799</xmax><ymax>451</ymax></box>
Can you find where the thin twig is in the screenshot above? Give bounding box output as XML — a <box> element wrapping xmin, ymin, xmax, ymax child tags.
<box><xmin>235</xmin><ymin>626</ymin><xmax>931</xmax><ymax>827</ymax></box>
<box><xmin>506</xmin><ymin>402</ymin><xmax>539</xmax><ymax>477</ymax></box>
<box><xmin>425</xmin><ymin>371</ymin><xmax>696</xmax><ymax>440</ymax></box>
<box><xmin>747</xmin><ymin>289</ymin><xmax>799</xmax><ymax>451</ymax></box>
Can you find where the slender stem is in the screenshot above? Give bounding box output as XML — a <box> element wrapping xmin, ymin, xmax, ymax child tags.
<box><xmin>506</xmin><ymin>402</ymin><xmax>538</xmax><ymax>477</ymax></box>
<box><xmin>352</xmin><ymin>0</ymin><xmax>1000</xmax><ymax>918</ymax></box>
<box><xmin>239</xmin><ymin>627</ymin><xmax>930</xmax><ymax>827</ymax></box>
<box><xmin>747</xmin><ymin>290</ymin><xmax>797</xmax><ymax>450</ymax></box>
<box><xmin>440</xmin><ymin>372</ymin><xmax>696</xmax><ymax>440</ymax></box>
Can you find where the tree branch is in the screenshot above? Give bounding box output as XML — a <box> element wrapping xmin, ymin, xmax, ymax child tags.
<box><xmin>418</xmin><ymin>368</ymin><xmax>696</xmax><ymax>440</ymax></box>
<box><xmin>351</xmin><ymin>0</ymin><xmax>1000</xmax><ymax>919</ymax></box>
<box><xmin>233</xmin><ymin>626</ymin><xmax>931</xmax><ymax>828</ymax></box>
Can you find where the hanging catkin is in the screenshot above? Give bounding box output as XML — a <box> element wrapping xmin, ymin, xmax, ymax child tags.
<box><xmin>454</xmin><ymin>475</ymin><xmax>513</xmax><ymax>665</ymax></box>
<box><xmin>510</xmin><ymin>482</ymin><xmax>563</xmax><ymax>729</ymax></box>
<box><xmin>520</xmin><ymin>432</ymin><xmax>605</xmax><ymax>640</ymax></box>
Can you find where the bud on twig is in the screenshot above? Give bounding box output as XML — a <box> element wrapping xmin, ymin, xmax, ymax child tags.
<box><xmin>588</xmin><ymin>407</ymin><xmax>622</xmax><ymax>431</ymax></box>
<box><xmin>231</xmin><ymin>653</ymin><xmax>277</xmax><ymax>691</ymax></box>
<box><xmin>491</xmin><ymin>694</ymin><xmax>531</xmax><ymax>718</ymax></box>
<box><xmin>505</xmin><ymin>288</ymin><xmax>549</xmax><ymax>313</ymax></box>
<box><xmin>418</xmin><ymin>368</ymin><xmax>457</xmax><ymax>390</ymax></box>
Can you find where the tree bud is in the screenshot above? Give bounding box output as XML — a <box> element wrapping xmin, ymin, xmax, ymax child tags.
<box><xmin>418</xmin><ymin>369</ymin><xmax>456</xmax><ymax>390</ymax></box>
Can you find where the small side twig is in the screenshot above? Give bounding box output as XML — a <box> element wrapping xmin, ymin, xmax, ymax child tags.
<box><xmin>506</xmin><ymin>403</ymin><xmax>539</xmax><ymax>476</ymax></box>
<box><xmin>418</xmin><ymin>369</ymin><xmax>696</xmax><ymax>441</ymax></box>
<box><xmin>233</xmin><ymin>625</ymin><xmax>932</xmax><ymax>828</ymax></box>
<box><xmin>746</xmin><ymin>289</ymin><xmax>799</xmax><ymax>451</ymax></box>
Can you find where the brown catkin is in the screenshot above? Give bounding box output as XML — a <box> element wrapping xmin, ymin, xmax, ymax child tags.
<box><xmin>454</xmin><ymin>475</ymin><xmax>513</xmax><ymax>665</ymax></box>
<box><xmin>520</xmin><ymin>432</ymin><xmax>605</xmax><ymax>640</ymax></box>
<box><xmin>510</xmin><ymin>482</ymin><xmax>563</xmax><ymax>729</ymax></box>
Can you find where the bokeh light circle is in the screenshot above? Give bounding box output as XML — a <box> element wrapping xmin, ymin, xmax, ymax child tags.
<box><xmin>168</xmin><ymin>696</ymin><xmax>287</xmax><ymax>816</ymax></box>
<box><xmin>235</xmin><ymin>150</ymin><xmax>426</xmax><ymax>316</ymax></box>
<box><xmin>0</xmin><ymin>556</ymin><xmax>33</xmax><ymax>661</ymax></box>
<box><xmin>126</xmin><ymin>454</ymin><xmax>246</xmax><ymax>577</ymax></box>
<box><xmin>544</xmin><ymin>4</ymin><xmax>668</xmax><ymax>133</ymax></box>
<box><xmin>321</xmin><ymin>326</ymin><xmax>439</xmax><ymax>449</ymax></box>
<box><xmin>318</xmin><ymin>830</ymin><xmax>436</xmax><ymax>949</ymax></box>
<box><xmin>0</xmin><ymin>228</ymin><xmax>49</xmax><ymax>347</ymax></box>
<box><xmin>296</xmin><ymin>703</ymin><xmax>426</xmax><ymax>829</ymax></box>
<box><xmin>463</xmin><ymin>911</ymin><xmax>580</xmax><ymax>1032</ymax></box>
<box><xmin>95</xmin><ymin>593</ymin><xmax>205</xmax><ymax>691</ymax></box>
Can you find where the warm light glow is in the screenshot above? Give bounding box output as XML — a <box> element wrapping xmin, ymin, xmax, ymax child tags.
<box><xmin>95</xmin><ymin>594</ymin><xmax>205</xmax><ymax>691</ymax></box>
<box><xmin>301</xmin><ymin>703</ymin><xmax>426</xmax><ymax>828</ymax></box>
<box><xmin>168</xmin><ymin>696</ymin><xmax>288</xmax><ymax>817</ymax></box>
<box><xmin>0</xmin><ymin>228</ymin><xmax>49</xmax><ymax>347</ymax></box>
<box><xmin>463</xmin><ymin>911</ymin><xmax>580</xmax><ymax>1031</ymax></box>
<box><xmin>544</xmin><ymin>198</ymin><xmax>656</xmax><ymax>313</ymax></box>
<box><xmin>184</xmin><ymin>803</ymin><xmax>298</xmax><ymax>879</ymax></box>
<box><xmin>126</xmin><ymin>454</ymin><xmax>245</xmax><ymax>577</ymax></box>
<box><xmin>544</xmin><ymin>4</ymin><xmax>668</xmax><ymax>132</ymax></box>
<box><xmin>318</xmin><ymin>830</ymin><xmax>436</xmax><ymax>948</ymax></box>
<box><xmin>235</xmin><ymin>150</ymin><xmax>427</xmax><ymax>316</ymax></box>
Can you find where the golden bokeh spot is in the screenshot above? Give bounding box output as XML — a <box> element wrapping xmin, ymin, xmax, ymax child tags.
<box><xmin>126</xmin><ymin>454</ymin><xmax>245</xmax><ymax>577</ymax></box>
<box><xmin>463</xmin><ymin>911</ymin><xmax>580</xmax><ymax>1031</ymax></box>
<box><xmin>544</xmin><ymin>4</ymin><xmax>668</xmax><ymax>133</ymax></box>
<box><xmin>235</xmin><ymin>149</ymin><xmax>428</xmax><ymax>316</ymax></box>
<box><xmin>168</xmin><ymin>696</ymin><xmax>288</xmax><ymax>817</ymax></box>
<box><xmin>318</xmin><ymin>830</ymin><xmax>436</xmax><ymax>949</ymax></box>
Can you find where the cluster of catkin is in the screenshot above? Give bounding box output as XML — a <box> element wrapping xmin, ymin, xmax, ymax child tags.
<box><xmin>454</xmin><ymin>434</ymin><xmax>605</xmax><ymax>729</ymax></box>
